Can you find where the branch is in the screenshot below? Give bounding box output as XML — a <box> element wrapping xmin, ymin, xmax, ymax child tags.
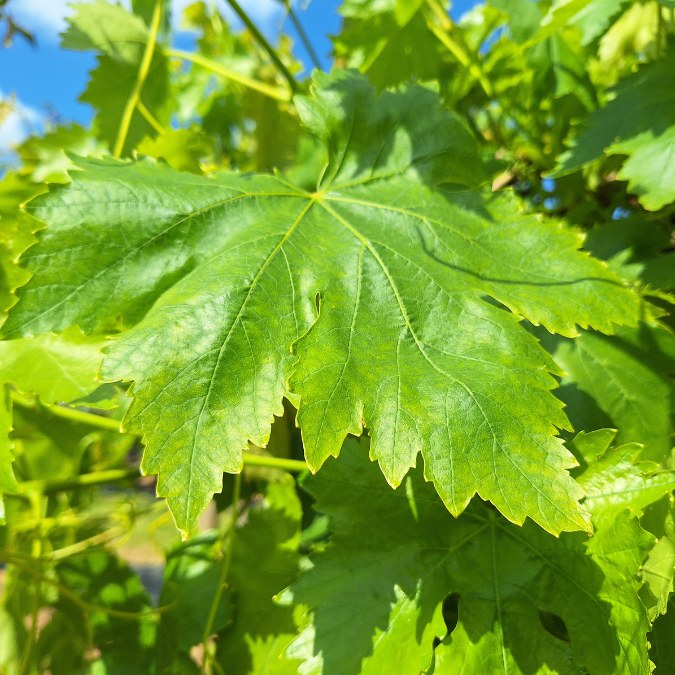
<box><xmin>225</xmin><ymin>0</ymin><xmax>300</xmax><ymax>93</ymax></box>
<box><xmin>167</xmin><ymin>48</ymin><xmax>291</xmax><ymax>101</ymax></box>
<box><xmin>10</xmin><ymin>391</ymin><xmax>309</xmax><ymax>476</ymax></box>
<box><xmin>113</xmin><ymin>0</ymin><xmax>163</xmax><ymax>157</ymax></box>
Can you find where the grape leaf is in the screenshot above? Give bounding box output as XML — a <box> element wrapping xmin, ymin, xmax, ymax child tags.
<box><xmin>555</xmin><ymin>324</ymin><xmax>675</xmax><ymax>462</ymax></box>
<box><xmin>641</xmin><ymin>498</ymin><xmax>675</xmax><ymax>621</ymax></box>
<box><xmin>569</xmin><ymin>430</ymin><xmax>675</xmax><ymax>622</ymax></box>
<box><xmin>570</xmin><ymin>429</ymin><xmax>675</xmax><ymax>516</ymax></box>
<box><xmin>334</xmin><ymin>0</ymin><xmax>443</xmax><ymax>88</ymax></box>
<box><xmin>287</xmin><ymin>439</ymin><xmax>652</xmax><ymax>675</ymax></box>
<box><xmin>0</xmin><ymin>328</ymin><xmax>105</xmax><ymax>404</ymax></box>
<box><xmin>63</xmin><ymin>0</ymin><xmax>169</xmax><ymax>155</ymax></box>
<box><xmin>137</xmin><ymin>128</ymin><xmax>212</xmax><ymax>173</ymax></box>
<box><xmin>4</xmin><ymin>70</ymin><xmax>641</xmax><ymax>535</ymax></box>
<box><xmin>534</xmin><ymin>0</ymin><xmax>630</xmax><ymax>45</ymax></box>
<box><xmin>554</xmin><ymin>48</ymin><xmax>675</xmax><ymax>210</ymax></box>
<box><xmin>562</xmin><ymin>0</ymin><xmax>630</xmax><ymax>45</ymax></box>
<box><xmin>0</xmin><ymin>172</ymin><xmax>36</xmax><ymax>322</ymax></box>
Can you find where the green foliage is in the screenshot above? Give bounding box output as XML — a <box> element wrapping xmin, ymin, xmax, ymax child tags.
<box><xmin>0</xmin><ymin>0</ymin><xmax>673</xmax><ymax>672</ymax></box>
<box><xmin>555</xmin><ymin>48</ymin><xmax>675</xmax><ymax>210</ymax></box>
<box><xmin>290</xmin><ymin>439</ymin><xmax>653</xmax><ymax>674</ymax></box>
<box><xmin>4</xmin><ymin>71</ymin><xmax>642</xmax><ymax>536</ymax></box>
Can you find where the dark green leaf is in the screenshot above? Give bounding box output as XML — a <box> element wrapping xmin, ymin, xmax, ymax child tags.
<box><xmin>289</xmin><ymin>439</ymin><xmax>652</xmax><ymax>674</ymax></box>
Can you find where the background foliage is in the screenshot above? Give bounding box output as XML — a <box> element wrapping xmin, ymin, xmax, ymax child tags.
<box><xmin>0</xmin><ymin>0</ymin><xmax>674</xmax><ymax>673</ymax></box>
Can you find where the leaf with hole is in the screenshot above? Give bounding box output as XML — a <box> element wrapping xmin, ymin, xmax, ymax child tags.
<box><xmin>287</xmin><ymin>439</ymin><xmax>652</xmax><ymax>675</ymax></box>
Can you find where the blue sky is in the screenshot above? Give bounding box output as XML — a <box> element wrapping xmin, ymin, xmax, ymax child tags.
<box><xmin>0</xmin><ymin>0</ymin><xmax>476</xmax><ymax>159</ymax></box>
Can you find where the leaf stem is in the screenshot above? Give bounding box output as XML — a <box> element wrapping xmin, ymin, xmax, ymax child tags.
<box><xmin>224</xmin><ymin>0</ymin><xmax>300</xmax><ymax>93</ymax></box>
<box><xmin>10</xmin><ymin>392</ymin><xmax>308</xmax><ymax>475</ymax></box>
<box><xmin>12</xmin><ymin>468</ymin><xmax>140</xmax><ymax>496</ymax></box>
<box><xmin>241</xmin><ymin>452</ymin><xmax>307</xmax><ymax>472</ymax></box>
<box><xmin>137</xmin><ymin>98</ymin><xmax>165</xmax><ymax>134</ymax></box>
<box><xmin>201</xmin><ymin>472</ymin><xmax>242</xmax><ymax>674</ymax></box>
<box><xmin>424</xmin><ymin>0</ymin><xmax>494</xmax><ymax>98</ymax></box>
<box><xmin>167</xmin><ymin>48</ymin><xmax>291</xmax><ymax>101</ymax></box>
<box><xmin>11</xmin><ymin>390</ymin><xmax>123</xmax><ymax>431</ymax></box>
<box><xmin>18</xmin><ymin>491</ymin><xmax>44</xmax><ymax>675</ymax></box>
<box><xmin>113</xmin><ymin>0</ymin><xmax>163</xmax><ymax>157</ymax></box>
<box><xmin>284</xmin><ymin>1</ymin><xmax>321</xmax><ymax>70</ymax></box>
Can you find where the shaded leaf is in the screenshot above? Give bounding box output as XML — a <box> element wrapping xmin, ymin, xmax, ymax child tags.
<box><xmin>334</xmin><ymin>0</ymin><xmax>443</xmax><ymax>89</ymax></box>
<box><xmin>640</xmin><ymin>496</ymin><xmax>675</xmax><ymax>620</ymax></box>
<box><xmin>555</xmin><ymin>49</ymin><xmax>675</xmax><ymax>210</ymax></box>
<box><xmin>288</xmin><ymin>439</ymin><xmax>652</xmax><ymax>675</ymax></box>
<box><xmin>155</xmin><ymin>533</ymin><xmax>233</xmax><ymax>672</ymax></box>
<box><xmin>650</xmin><ymin>596</ymin><xmax>675</xmax><ymax>673</ymax></box>
<box><xmin>555</xmin><ymin>324</ymin><xmax>675</xmax><ymax>462</ymax></box>
<box><xmin>55</xmin><ymin>550</ymin><xmax>156</xmax><ymax>675</ymax></box>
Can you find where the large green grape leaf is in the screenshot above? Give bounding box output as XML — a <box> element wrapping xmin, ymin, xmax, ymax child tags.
<box><xmin>4</xmin><ymin>71</ymin><xmax>642</xmax><ymax>535</ymax></box>
<box><xmin>555</xmin><ymin>49</ymin><xmax>675</xmax><ymax>210</ymax></box>
<box><xmin>287</xmin><ymin>439</ymin><xmax>652</xmax><ymax>675</ymax></box>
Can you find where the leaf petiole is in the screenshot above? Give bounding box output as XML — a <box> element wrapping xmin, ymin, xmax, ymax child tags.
<box><xmin>224</xmin><ymin>0</ymin><xmax>301</xmax><ymax>93</ymax></box>
<box><xmin>167</xmin><ymin>48</ymin><xmax>292</xmax><ymax>101</ymax></box>
<box><xmin>113</xmin><ymin>0</ymin><xmax>163</xmax><ymax>157</ymax></box>
<box><xmin>10</xmin><ymin>391</ymin><xmax>308</xmax><ymax>476</ymax></box>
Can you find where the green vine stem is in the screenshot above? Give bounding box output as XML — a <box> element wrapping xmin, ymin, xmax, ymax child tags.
<box><xmin>284</xmin><ymin>0</ymin><xmax>321</xmax><ymax>70</ymax></box>
<box><xmin>167</xmin><ymin>48</ymin><xmax>291</xmax><ymax>101</ymax></box>
<box><xmin>201</xmin><ymin>472</ymin><xmax>242</xmax><ymax>674</ymax></box>
<box><xmin>10</xmin><ymin>391</ymin><xmax>309</xmax><ymax>481</ymax></box>
<box><xmin>137</xmin><ymin>98</ymin><xmax>166</xmax><ymax>134</ymax></box>
<box><xmin>225</xmin><ymin>0</ymin><xmax>300</xmax><ymax>93</ymax></box>
<box><xmin>12</xmin><ymin>468</ymin><xmax>140</xmax><ymax>496</ymax></box>
<box><xmin>17</xmin><ymin>491</ymin><xmax>44</xmax><ymax>675</ymax></box>
<box><xmin>11</xmin><ymin>391</ymin><xmax>123</xmax><ymax>431</ymax></box>
<box><xmin>424</xmin><ymin>0</ymin><xmax>494</xmax><ymax>98</ymax></box>
<box><xmin>113</xmin><ymin>0</ymin><xmax>163</xmax><ymax>157</ymax></box>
